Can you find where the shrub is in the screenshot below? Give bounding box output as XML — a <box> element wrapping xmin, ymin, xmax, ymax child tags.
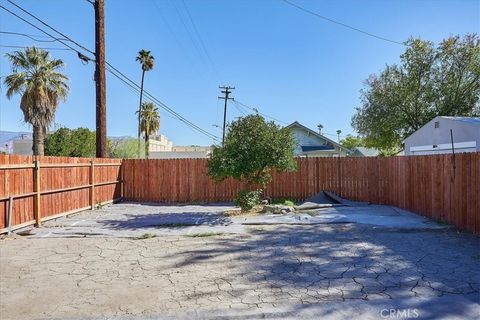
<box><xmin>207</xmin><ymin>115</ymin><xmax>297</xmax><ymax>211</ymax></box>
<box><xmin>235</xmin><ymin>189</ymin><xmax>262</xmax><ymax>212</ymax></box>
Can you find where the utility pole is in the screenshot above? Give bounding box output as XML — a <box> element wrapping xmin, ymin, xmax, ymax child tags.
<box><xmin>218</xmin><ymin>86</ymin><xmax>234</xmax><ymax>146</ymax></box>
<box><xmin>95</xmin><ymin>0</ymin><xmax>107</xmax><ymax>158</ymax></box>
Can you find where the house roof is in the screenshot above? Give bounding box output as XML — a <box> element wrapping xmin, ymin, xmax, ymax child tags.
<box><xmin>286</xmin><ymin>121</ymin><xmax>349</xmax><ymax>151</ymax></box>
<box><xmin>438</xmin><ymin>116</ymin><xmax>480</xmax><ymax>125</ymax></box>
<box><xmin>301</xmin><ymin>145</ymin><xmax>335</xmax><ymax>152</ymax></box>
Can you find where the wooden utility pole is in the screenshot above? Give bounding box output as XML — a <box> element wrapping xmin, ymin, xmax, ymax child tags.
<box><xmin>218</xmin><ymin>86</ymin><xmax>234</xmax><ymax>146</ymax></box>
<box><xmin>95</xmin><ymin>0</ymin><xmax>107</xmax><ymax>158</ymax></box>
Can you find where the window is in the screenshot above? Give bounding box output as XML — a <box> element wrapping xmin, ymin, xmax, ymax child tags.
<box><xmin>434</xmin><ymin>121</ymin><xmax>440</xmax><ymax>128</ymax></box>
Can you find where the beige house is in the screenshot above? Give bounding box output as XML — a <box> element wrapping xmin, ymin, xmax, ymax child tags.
<box><xmin>148</xmin><ymin>134</ymin><xmax>212</xmax><ymax>159</ymax></box>
<box><xmin>149</xmin><ymin>134</ymin><xmax>173</xmax><ymax>152</ymax></box>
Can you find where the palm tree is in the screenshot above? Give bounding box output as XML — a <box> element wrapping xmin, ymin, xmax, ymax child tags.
<box><xmin>4</xmin><ymin>47</ymin><xmax>69</xmax><ymax>156</ymax></box>
<box><xmin>137</xmin><ymin>102</ymin><xmax>160</xmax><ymax>159</ymax></box>
<box><xmin>317</xmin><ymin>124</ymin><xmax>323</xmax><ymax>134</ymax></box>
<box><xmin>336</xmin><ymin>130</ymin><xmax>342</xmax><ymax>142</ymax></box>
<box><xmin>136</xmin><ymin>49</ymin><xmax>155</xmax><ymax>156</ymax></box>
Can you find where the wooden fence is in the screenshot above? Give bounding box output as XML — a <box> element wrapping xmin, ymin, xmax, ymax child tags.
<box><xmin>0</xmin><ymin>155</ymin><xmax>122</xmax><ymax>233</ymax></box>
<box><xmin>124</xmin><ymin>153</ymin><xmax>480</xmax><ymax>234</ymax></box>
<box><xmin>1</xmin><ymin>153</ymin><xmax>478</xmax><ymax>234</ymax></box>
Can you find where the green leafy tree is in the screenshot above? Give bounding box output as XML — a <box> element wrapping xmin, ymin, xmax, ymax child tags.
<box><xmin>137</xmin><ymin>102</ymin><xmax>160</xmax><ymax>159</ymax></box>
<box><xmin>136</xmin><ymin>49</ymin><xmax>155</xmax><ymax>156</ymax></box>
<box><xmin>3</xmin><ymin>47</ymin><xmax>69</xmax><ymax>155</ymax></box>
<box><xmin>109</xmin><ymin>138</ymin><xmax>145</xmax><ymax>159</ymax></box>
<box><xmin>352</xmin><ymin>34</ymin><xmax>480</xmax><ymax>152</ymax></box>
<box><xmin>45</xmin><ymin>127</ymin><xmax>96</xmax><ymax>157</ymax></box>
<box><xmin>340</xmin><ymin>135</ymin><xmax>365</xmax><ymax>150</ymax></box>
<box><xmin>207</xmin><ymin>114</ymin><xmax>297</xmax><ymax>210</ymax></box>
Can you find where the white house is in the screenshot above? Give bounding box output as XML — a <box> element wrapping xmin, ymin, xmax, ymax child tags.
<box><xmin>404</xmin><ymin>116</ymin><xmax>480</xmax><ymax>155</ymax></box>
<box><xmin>0</xmin><ymin>131</ymin><xmax>33</xmax><ymax>155</ymax></box>
<box><xmin>286</xmin><ymin>122</ymin><xmax>349</xmax><ymax>157</ymax></box>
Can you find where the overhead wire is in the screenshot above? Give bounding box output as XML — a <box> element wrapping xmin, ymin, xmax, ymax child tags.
<box><xmin>233</xmin><ymin>99</ymin><xmax>289</xmax><ymax>125</ymax></box>
<box><xmin>105</xmin><ymin>63</ymin><xmax>220</xmax><ymax>141</ymax></box>
<box><xmin>6</xmin><ymin>0</ymin><xmax>96</xmax><ymax>55</ymax></box>
<box><xmin>1</xmin><ymin>0</ymin><xmax>220</xmax><ymax>142</ymax></box>
<box><xmin>180</xmin><ymin>0</ymin><xmax>217</xmax><ymax>75</ymax></box>
<box><xmin>279</xmin><ymin>0</ymin><xmax>405</xmax><ymax>46</ymax></box>
<box><xmin>0</xmin><ymin>30</ymin><xmax>67</xmax><ymax>42</ymax></box>
<box><xmin>0</xmin><ymin>4</ymin><xmax>95</xmax><ymax>59</ymax></box>
<box><xmin>0</xmin><ymin>44</ymin><xmax>72</xmax><ymax>51</ymax></box>
<box><xmin>234</xmin><ymin>99</ymin><xmax>351</xmax><ymax>138</ymax></box>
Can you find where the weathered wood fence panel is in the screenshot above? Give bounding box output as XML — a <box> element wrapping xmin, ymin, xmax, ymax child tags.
<box><xmin>0</xmin><ymin>155</ymin><xmax>122</xmax><ymax>233</ymax></box>
<box><xmin>123</xmin><ymin>153</ymin><xmax>479</xmax><ymax>234</ymax></box>
<box><xmin>1</xmin><ymin>153</ymin><xmax>478</xmax><ymax>234</ymax></box>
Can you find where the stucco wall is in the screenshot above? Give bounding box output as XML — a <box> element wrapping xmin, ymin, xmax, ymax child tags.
<box><xmin>12</xmin><ymin>139</ymin><xmax>33</xmax><ymax>155</ymax></box>
<box><xmin>405</xmin><ymin>117</ymin><xmax>480</xmax><ymax>155</ymax></box>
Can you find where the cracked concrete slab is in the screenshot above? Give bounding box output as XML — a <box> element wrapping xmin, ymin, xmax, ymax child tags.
<box><xmin>1</xmin><ymin>204</ymin><xmax>478</xmax><ymax>319</ymax></box>
<box><xmin>24</xmin><ymin>202</ymin><xmax>447</xmax><ymax>239</ymax></box>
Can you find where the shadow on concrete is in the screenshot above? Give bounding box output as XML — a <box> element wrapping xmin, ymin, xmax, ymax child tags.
<box><xmin>100</xmin><ymin>211</ymin><xmax>232</xmax><ymax>230</ymax></box>
<box><xmin>169</xmin><ymin>224</ymin><xmax>480</xmax><ymax>319</ymax></box>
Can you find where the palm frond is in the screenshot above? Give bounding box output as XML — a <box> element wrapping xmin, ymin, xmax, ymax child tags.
<box><xmin>4</xmin><ymin>47</ymin><xmax>69</xmax><ymax>130</ymax></box>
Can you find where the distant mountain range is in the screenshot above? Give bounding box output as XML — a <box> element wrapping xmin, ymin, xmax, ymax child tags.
<box><xmin>0</xmin><ymin>130</ymin><xmax>135</xmax><ymax>144</ymax></box>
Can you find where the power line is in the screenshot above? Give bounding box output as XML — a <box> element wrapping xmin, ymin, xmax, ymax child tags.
<box><xmin>2</xmin><ymin>1</ymin><xmax>220</xmax><ymax>143</ymax></box>
<box><xmin>106</xmin><ymin>62</ymin><xmax>220</xmax><ymax>141</ymax></box>
<box><xmin>106</xmin><ymin>65</ymin><xmax>219</xmax><ymax>141</ymax></box>
<box><xmin>6</xmin><ymin>0</ymin><xmax>96</xmax><ymax>55</ymax></box>
<box><xmin>180</xmin><ymin>0</ymin><xmax>217</xmax><ymax>75</ymax></box>
<box><xmin>107</xmin><ymin>63</ymin><xmax>220</xmax><ymax>141</ymax></box>
<box><xmin>0</xmin><ymin>44</ymin><xmax>72</xmax><ymax>51</ymax></box>
<box><xmin>0</xmin><ymin>30</ymin><xmax>67</xmax><ymax>42</ymax></box>
<box><xmin>233</xmin><ymin>99</ymin><xmax>351</xmax><ymax>137</ymax></box>
<box><xmin>233</xmin><ymin>100</ymin><xmax>289</xmax><ymax>125</ymax></box>
<box><xmin>0</xmin><ymin>4</ymin><xmax>94</xmax><ymax>59</ymax></box>
<box><xmin>279</xmin><ymin>0</ymin><xmax>405</xmax><ymax>46</ymax></box>
<box><xmin>149</xmin><ymin>0</ymin><xmax>207</xmax><ymax>81</ymax></box>
<box><xmin>232</xmin><ymin>101</ymin><xmax>247</xmax><ymax>116</ymax></box>
<box><xmin>170</xmin><ymin>0</ymin><xmax>214</xmax><ymax>76</ymax></box>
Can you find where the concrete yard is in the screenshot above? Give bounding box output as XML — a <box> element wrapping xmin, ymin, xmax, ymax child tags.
<box><xmin>1</xmin><ymin>203</ymin><xmax>479</xmax><ymax>319</ymax></box>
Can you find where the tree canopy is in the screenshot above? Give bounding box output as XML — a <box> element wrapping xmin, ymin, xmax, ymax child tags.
<box><xmin>352</xmin><ymin>34</ymin><xmax>480</xmax><ymax>152</ymax></box>
<box><xmin>45</xmin><ymin>127</ymin><xmax>95</xmax><ymax>157</ymax></box>
<box><xmin>339</xmin><ymin>135</ymin><xmax>365</xmax><ymax>150</ymax></box>
<box><xmin>109</xmin><ymin>138</ymin><xmax>145</xmax><ymax>159</ymax></box>
<box><xmin>207</xmin><ymin>114</ymin><xmax>297</xmax><ymax>190</ymax></box>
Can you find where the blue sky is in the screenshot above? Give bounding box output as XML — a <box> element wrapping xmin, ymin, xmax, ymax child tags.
<box><xmin>0</xmin><ymin>0</ymin><xmax>479</xmax><ymax>145</ymax></box>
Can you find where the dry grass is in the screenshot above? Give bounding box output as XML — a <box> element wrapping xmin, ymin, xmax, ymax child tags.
<box><xmin>185</xmin><ymin>232</ymin><xmax>225</xmax><ymax>238</ymax></box>
<box><xmin>223</xmin><ymin>206</ymin><xmax>263</xmax><ymax>217</ymax></box>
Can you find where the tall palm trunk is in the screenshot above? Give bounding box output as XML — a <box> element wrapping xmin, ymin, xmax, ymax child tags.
<box><xmin>32</xmin><ymin>124</ymin><xmax>45</xmax><ymax>156</ymax></box>
<box><xmin>144</xmin><ymin>134</ymin><xmax>149</xmax><ymax>159</ymax></box>
<box><xmin>137</xmin><ymin>69</ymin><xmax>145</xmax><ymax>158</ymax></box>
<box><xmin>145</xmin><ymin>122</ymin><xmax>150</xmax><ymax>159</ymax></box>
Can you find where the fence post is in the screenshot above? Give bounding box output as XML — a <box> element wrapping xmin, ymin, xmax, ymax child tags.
<box><xmin>33</xmin><ymin>156</ymin><xmax>41</xmax><ymax>227</ymax></box>
<box><xmin>7</xmin><ymin>196</ymin><xmax>13</xmax><ymax>235</ymax></box>
<box><xmin>120</xmin><ymin>160</ymin><xmax>124</xmax><ymax>200</ymax></box>
<box><xmin>90</xmin><ymin>159</ymin><xmax>95</xmax><ymax>210</ymax></box>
